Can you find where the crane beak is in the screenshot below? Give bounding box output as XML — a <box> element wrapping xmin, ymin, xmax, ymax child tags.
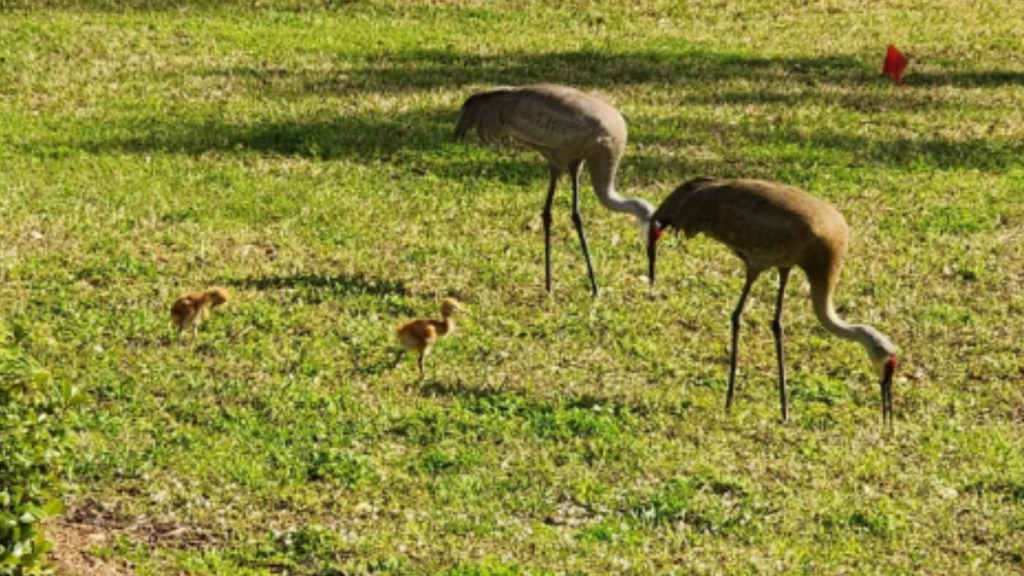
<box><xmin>881</xmin><ymin>355</ymin><xmax>898</xmax><ymax>431</ymax></box>
<box><xmin>646</xmin><ymin>221</ymin><xmax>661</xmax><ymax>286</ymax></box>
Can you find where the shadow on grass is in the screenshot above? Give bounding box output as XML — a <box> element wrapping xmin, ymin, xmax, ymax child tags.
<box><xmin>74</xmin><ymin>110</ymin><xmax>454</xmax><ymax>161</ymax></box>
<box><xmin>22</xmin><ymin>48</ymin><xmax>1024</xmax><ymax>174</ymax></box>
<box><xmin>418</xmin><ymin>380</ymin><xmax>661</xmax><ymax>419</ymax></box>
<box><xmin>203</xmin><ymin>47</ymin><xmax>1024</xmax><ymax>105</ymax></box>
<box><xmin>352</xmin><ymin>352</ymin><xmax>408</xmax><ymax>378</ymax></box>
<box><xmin>269</xmin><ymin>48</ymin><xmax>869</xmax><ymax>95</ymax></box>
<box><xmin>908</xmin><ymin>70</ymin><xmax>1024</xmax><ymax>88</ymax></box>
<box><xmin>656</xmin><ymin>117</ymin><xmax>1024</xmax><ymax>173</ymax></box>
<box><xmin>209</xmin><ymin>47</ymin><xmax>1024</xmax><ymax>94</ymax></box>
<box><xmin>418</xmin><ymin>378</ymin><xmax>511</xmax><ymax>401</ymax></box>
<box><xmin>34</xmin><ymin>106</ymin><xmax>1024</xmax><ymax>178</ymax></box>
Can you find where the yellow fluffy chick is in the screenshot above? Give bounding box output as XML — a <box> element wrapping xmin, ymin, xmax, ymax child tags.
<box><xmin>170</xmin><ymin>287</ymin><xmax>230</xmax><ymax>342</ymax></box>
<box><xmin>396</xmin><ymin>298</ymin><xmax>465</xmax><ymax>378</ymax></box>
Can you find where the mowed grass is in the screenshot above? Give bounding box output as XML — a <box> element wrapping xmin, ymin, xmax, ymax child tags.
<box><xmin>2</xmin><ymin>1</ymin><xmax>1024</xmax><ymax>574</ymax></box>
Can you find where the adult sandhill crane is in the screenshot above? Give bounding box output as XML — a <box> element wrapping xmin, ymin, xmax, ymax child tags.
<box><xmin>455</xmin><ymin>84</ymin><xmax>656</xmax><ymax>297</ymax></box>
<box><xmin>647</xmin><ymin>177</ymin><xmax>899</xmax><ymax>427</ymax></box>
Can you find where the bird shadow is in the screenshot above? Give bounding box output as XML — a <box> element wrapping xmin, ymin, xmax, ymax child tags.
<box><xmin>416</xmin><ymin>379</ymin><xmax>657</xmax><ymax>419</ymax></box>
<box><xmin>352</xmin><ymin>351</ymin><xmax>408</xmax><ymax>378</ymax></box>
<box><xmin>227</xmin><ymin>271</ymin><xmax>408</xmax><ymax>297</ymax></box>
<box><xmin>416</xmin><ymin>377</ymin><xmax>511</xmax><ymax>401</ymax></box>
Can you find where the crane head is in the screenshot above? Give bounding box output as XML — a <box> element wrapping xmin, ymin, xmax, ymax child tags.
<box><xmin>646</xmin><ymin>220</ymin><xmax>665</xmax><ymax>286</ymax></box>
<box><xmin>857</xmin><ymin>326</ymin><xmax>898</xmax><ymax>430</ymax></box>
<box><xmin>883</xmin><ymin>354</ymin><xmax>898</xmax><ymax>378</ymax></box>
<box><xmin>207</xmin><ymin>287</ymin><xmax>230</xmax><ymax>307</ymax></box>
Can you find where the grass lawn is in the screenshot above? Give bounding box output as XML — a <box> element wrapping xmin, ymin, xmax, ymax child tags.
<box><xmin>2</xmin><ymin>1</ymin><xmax>1024</xmax><ymax>574</ymax></box>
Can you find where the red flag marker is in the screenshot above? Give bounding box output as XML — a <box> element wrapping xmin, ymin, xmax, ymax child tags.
<box><xmin>883</xmin><ymin>44</ymin><xmax>909</xmax><ymax>85</ymax></box>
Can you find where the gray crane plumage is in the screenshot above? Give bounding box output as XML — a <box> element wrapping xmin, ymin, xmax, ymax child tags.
<box><xmin>649</xmin><ymin>177</ymin><xmax>899</xmax><ymax>428</ymax></box>
<box><xmin>456</xmin><ymin>84</ymin><xmax>654</xmax><ymax>296</ymax></box>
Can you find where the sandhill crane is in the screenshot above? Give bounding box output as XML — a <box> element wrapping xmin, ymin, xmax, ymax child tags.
<box><xmin>396</xmin><ymin>298</ymin><xmax>465</xmax><ymax>378</ymax></box>
<box><xmin>170</xmin><ymin>287</ymin><xmax>230</xmax><ymax>342</ymax></box>
<box><xmin>647</xmin><ymin>177</ymin><xmax>899</xmax><ymax>427</ymax></box>
<box><xmin>455</xmin><ymin>84</ymin><xmax>657</xmax><ymax>297</ymax></box>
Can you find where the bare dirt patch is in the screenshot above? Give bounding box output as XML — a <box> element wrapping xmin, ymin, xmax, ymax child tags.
<box><xmin>47</xmin><ymin>519</ymin><xmax>135</xmax><ymax>576</ymax></box>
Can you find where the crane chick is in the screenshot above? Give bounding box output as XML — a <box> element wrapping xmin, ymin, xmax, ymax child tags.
<box><xmin>396</xmin><ymin>298</ymin><xmax>465</xmax><ymax>378</ymax></box>
<box><xmin>170</xmin><ymin>287</ymin><xmax>230</xmax><ymax>342</ymax></box>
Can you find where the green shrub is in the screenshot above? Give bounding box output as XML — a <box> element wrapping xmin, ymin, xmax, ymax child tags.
<box><xmin>1</xmin><ymin>340</ymin><xmax>81</xmax><ymax>575</ymax></box>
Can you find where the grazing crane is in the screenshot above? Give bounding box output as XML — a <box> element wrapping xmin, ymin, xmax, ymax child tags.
<box><xmin>647</xmin><ymin>177</ymin><xmax>899</xmax><ymax>427</ymax></box>
<box><xmin>455</xmin><ymin>84</ymin><xmax>657</xmax><ymax>297</ymax></box>
<box><xmin>396</xmin><ymin>298</ymin><xmax>466</xmax><ymax>379</ymax></box>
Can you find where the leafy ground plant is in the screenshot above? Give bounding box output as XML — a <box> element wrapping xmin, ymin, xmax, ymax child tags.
<box><xmin>1</xmin><ymin>335</ymin><xmax>80</xmax><ymax>574</ymax></box>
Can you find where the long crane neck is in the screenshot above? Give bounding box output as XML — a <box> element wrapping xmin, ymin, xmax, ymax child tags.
<box><xmin>431</xmin><ymin>316</ymin><xmax>455</xmax><ymax>337</ymax></box>
<box><xmin>810</xmin><ymin>271</ymin><xmax>899</xmax><ymax>428</ymax></box>
<box><xmin>810</xmin><ymin>278</ymin><xmax>895</xmax><ymax>363</ymax></box>
<box><xmin>596</xmin><ymin>186</ymin><xmax>655</xmax><ymax>223</ymax></box>
<box><xmin>586</xmin><ymin>158</ymin><xmax>654</xmax><ymax>224</ymax></box>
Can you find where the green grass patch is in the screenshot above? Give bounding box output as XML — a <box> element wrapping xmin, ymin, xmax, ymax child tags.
<box><xmin>3</xmin><ymin>1</ymin><xmax>1024</xmax><ymax>574</ymax></box>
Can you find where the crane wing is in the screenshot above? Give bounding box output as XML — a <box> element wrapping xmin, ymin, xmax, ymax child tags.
<box><xmin>455</xmin><ymin>85</ymin><xmax>620</xmax><ymax>154</ymax></box>
<box><xmin>498</xmin><ymin>90</ymin><xmax>602</xmax><ymax>151</ymax></box>
<box><xmin>655</xmin><ymin>178</ymin><xmax>841</xmax><ymax>268</ymax></box>
<box><xmin>652</xmin><ymin>177</ymin><xmax>720</xmax><ymax>237</ymax></box>
<box><xmin>397</xmin><ymin>319</ymin><xmax>437</xmax><ymax>351</ymax></box>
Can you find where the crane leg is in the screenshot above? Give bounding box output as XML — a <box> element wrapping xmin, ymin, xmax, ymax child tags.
<box><xmin>726</xmin><ymin>272</ymin><xmax>757</xmax><ymax>412</ymax></box>
<box><xmin>417</xmin><ymin>352</ymin><xmax>425</xmax><ymax>379</ymax></box>
<box><xmin>569</xmin><ymin>161</ymin><xmax>598</xmax><ymax>297</ymax></box>
<box><xmin>542</xmin><ymin>168</ymin><xmax>559</xmax><ymax>294</ymax></box>
<box><xmin>771</xmin><ymin>268</ymin><xmax>792</xmax><ymax>422</ymax></box>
